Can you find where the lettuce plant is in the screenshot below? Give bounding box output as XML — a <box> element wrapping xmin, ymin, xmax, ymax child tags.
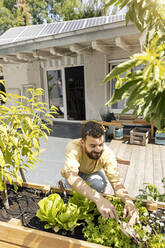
<box><xmin>68</xmin><ymin>189</ymin><xmax>97</xmax><ymax>221</ymax></box>
<box><xmin>37</xmin><ymin>193</ymin><xmax>80</xmax><ymax>232</ymax></box>
<box><xmin>37</xmin><ymin>191</ymin><xmax>164</xmax><ymax>247</ymax></box>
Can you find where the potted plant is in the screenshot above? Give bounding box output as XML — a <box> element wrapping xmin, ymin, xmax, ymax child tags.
<box><xmin>155</xmin><ymin>128</ymin><xmax>165</xmax><ymax>145</ymax></box>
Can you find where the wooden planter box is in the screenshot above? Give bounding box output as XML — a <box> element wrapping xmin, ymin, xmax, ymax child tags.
<box><xmin>130</xmin><ymin>127</ymin><xmax>150</xmax><ymax>146</ymax></box>
<box><xmin>0</xmin><ymin>182</ymin><xmax>165</xmax><ymax>248</ymax></box>
<box><xmin>0</xmin><ymin>182</ymin><xmax>110</xmax><ymax>248</ymax></box>
<box><xmin>155</xmin><ymin>131</ymin><xmax>165</xmax><ymax>145</ymax></box>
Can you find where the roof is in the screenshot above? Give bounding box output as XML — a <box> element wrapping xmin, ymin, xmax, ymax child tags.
<box><xmin>0</xmin><ymin>14</ymin><xmax>140</xmax><ymax>60</ymax></box>
<box><xmin>0</xmin><ymin>15</ymin><xmax>125</xmax><ymax>46</ymax></box>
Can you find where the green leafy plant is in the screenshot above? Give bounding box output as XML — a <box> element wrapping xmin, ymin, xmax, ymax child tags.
<box><xmin>137</xmin><ymin>178</ymin><xmax>165</xmax><ymax>202</ymax></box>
<box><xmin>103</xmin><ymin>1</ymin><xmax>165</xmax><ymax>132</ymax></box>
<box><xmin>36</xmin><ymin>193</ymin><xmax>80</xmax><ymax>232</ymax></box>
<box><xmin>0</xmin><ymin>84</ymin><xmax>56</xmax><ymax>207</ymax></box>
<box><xmin>37</xmin><ymin>190</ymin><xmax>164</xmax><ymax>247</ymax></box>
<box><xmin>106</xmin><ymin>0</ymin><xmax>165</xmax><ymax>43</ymax></box>
<box><xmin>157</xmin><ymin>128</ymin><xmax>165</xmax><ymax>133</ymax></box>
<box><xmin>68</xmin><ymin>189</ymin><xmax>97</xmax><ymax>221</ymax></box>
<box><xmin>82</xmin><ymin>196</ymin><xmax>150</xmax><ymax>248</ymax></box>
<box><xmin>103</xmin><ymin>36</ymin><xmax>165</xmax><ymax>130</ymax></box>
<box><xmin>146</xmin><ymin>233</ymin><xmax>165</xmax><ymax>248</ymax></box>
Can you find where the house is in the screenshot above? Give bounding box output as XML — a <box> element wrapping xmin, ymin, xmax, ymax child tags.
<box><xmin>0</xmin><ymin>15</ymin><xmax>141</xmax><ymax>122</ymax></box>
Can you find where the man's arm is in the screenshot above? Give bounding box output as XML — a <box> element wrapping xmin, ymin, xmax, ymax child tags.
<box><xmin>65</xmin><ymin>171</ymin><xmax>119</xmax><ymax>221</ymax></box>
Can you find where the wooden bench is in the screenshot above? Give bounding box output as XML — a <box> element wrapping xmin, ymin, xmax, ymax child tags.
<box><xmin>82</xmin><ymin>117</ymin><xmax>154</xmax><ymax>139</ymax></box>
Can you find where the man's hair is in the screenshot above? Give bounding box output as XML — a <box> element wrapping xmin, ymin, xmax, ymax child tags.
<box><xmin>81</xmin><ymin>121</ymin><xmax>105</xmax><ymax>140</ymax></box>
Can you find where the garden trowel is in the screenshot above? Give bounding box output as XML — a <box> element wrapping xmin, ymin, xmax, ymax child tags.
<box><xmin>58</xmin><ymin>180</ymin><xmax>68</xmax><ymax>203</ymax></box>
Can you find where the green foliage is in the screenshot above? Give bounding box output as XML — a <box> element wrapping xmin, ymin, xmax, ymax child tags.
<box><xmin>0</xmin><ymin>0</ymin><xmax>31</xmax><ymax>34</ymax></box>
<box><xmin>26</xmin><ymin>0</ymin><xmax>56</xmax><ymax>24</ymax></box>
<box><xmin>51</xmin><ymin>0</ymin><xmax>108</xmax><ymax>22</ymax></box>
<box><xmin>83</xmin><ymin>216</ymin><xmax>137</xmax><ymax>248</ymax></box>
<box><xmin>103</xmin><ymin>35</ymin><xmax>165</xmax><ymax>130</ymax></box>
<box><xmin>106</xmin><ymin>0</ymin><xmax>165</xmax><ymax>42</ymax></box>
<box><xmin>0</xmin><ymin>0</ymin><xmax>110</xmax><ymax>32</ymax></box>
<box><xmin>37</xmin><ymin>193</ymin><xmax>80</xmax><ymax>232</ymax></box>
<box><xmin>157</xmin><ymin>128</ymin><xmax>165</xmax><ymax>133</ymax></box>
<box><xmin>0</xmin><ymin>85</ymin><xmax>56</xmax><ymax>192</ymax></box>
<box><xmin>104</xmin><ymin>0</ymin><xmax>165</xmax><ymax>131</ymax></box>
<box><xmin>146</xmin><ymin>233</ymin><xmax>165</xmax><ymax>248</ymax></box>
<box><xmin>137</xmin><ymin>179</ymin><xmax>165</xmax><ymax>202</ymax></box>
<box><xmin>36</xmin><ymin>189</ymin><xmax>165</xmax><ymax>247</ymax></box>
<box><xmin>68</xmin><ymin>189</ymin><xmax>97</xmax><ymax>221</ymax></box>
<box><xmin>82</xmin><ymin>196</ymin><xmax>150</xmax><ymax>248</ymax></box>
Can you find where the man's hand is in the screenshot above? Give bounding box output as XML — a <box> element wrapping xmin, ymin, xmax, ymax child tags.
<box><xmin>65</xmin><ymin>171</ymin><xmax>119</xmax><ymax>221</ymax></box>
<box><xmin>96</xmin><ymin>198</ymin><xmax>119</xmax><ymax>221</ymax></box>
<box><xmin>123</xmin><ymin>200</ymin><xmax>139</xmax><ymax>225</ymax></box>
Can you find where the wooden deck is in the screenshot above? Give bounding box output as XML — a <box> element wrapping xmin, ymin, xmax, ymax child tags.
<box><xmin>105</xmin><ymin>140</ymin><xmax>165</xmax><ymax>198</ymax></box>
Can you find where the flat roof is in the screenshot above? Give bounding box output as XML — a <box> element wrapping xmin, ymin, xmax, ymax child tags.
<box><xmin>0</xmin><ymin>15</ymin><xmax>125</xmax><ymax>46</ymax></box>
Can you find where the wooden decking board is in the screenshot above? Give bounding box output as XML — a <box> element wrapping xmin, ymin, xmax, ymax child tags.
<box><xmin>126</xmin><ymin>144</ymin><xmax>145</xmax><ymax>197</ymax></box>
<box><xmin>160</xmin><ymin>145</ymin><xmax>165</xmax><ymax>180</ymax></box>
<box><xmin>122</xmin><ymin>144</ymin><xmax>139</xmax><ymax>197</ymax></box>
<box><xmin>120</xmin><ymin>143</ymin><xmax>133</xmax><ymax>185</ymax></box>
<box><xmin>123</xmin><ymin>158</ymin><xmax>137</xmax><ymax>198</ymax></box>
<box><xmin>109</xmin><ymin>140</ymin><xmax>121</xmax><ymax>157</ymax></box>
<box><xmin>134</xmin><ymin>146</ymin><xmax>146</xmax><ymax>197</ymax></box>
<box><xmin>116</xmin><ymin>142</ymin><xmax>129</xmax><ymax>184</ymax></box>
<box><xmin>107</xmin><ymin>140</ymin><xmax>165</xmax><ymax>197</ymax></box>
<box><xmin>143</xmin><ymin>144</ymin><xmax>153</xmax><ymax>186</ymax></box>
<box><xmin>152</xmin><ymin>145</ymin><xmax>164</xmax><ymax>194</ymax></box>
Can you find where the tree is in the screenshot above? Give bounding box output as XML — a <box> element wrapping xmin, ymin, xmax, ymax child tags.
<box><xmin>26</xmin><ymin>0</ymin><xmax>109</xmax><ymax>24</ymax></box>
<box><xmin>0</xmin><ymin>0</ymin><xmax>31</xmax><ymax>34</ymax></box>
<box><xmin>0</xmin><ymin>0</ymin><xmax>110</xmax><ymax>32</ymax></box>
<box><xmin>26</xmin><ymin>0</ymin><xmax>56</xmax><ymax>24</ymax></box>
<box><xmin>53</xmin><ymin>0</ymin><xmax>108</xmax><ymax>21</ymax></box>
<box><xmin>17</xmin><ymin>0</ymin><xmax>31</xmax><ymax>25</ymax></box>
<box><xmin>0</xmin><ymin>85</ymin><xmax>56</xmax><ymax>207</ymax></box>
<box><xmin>103</xmin><ymin>0</ymin><xmax>165</xmax><ymax>130</ymax></box>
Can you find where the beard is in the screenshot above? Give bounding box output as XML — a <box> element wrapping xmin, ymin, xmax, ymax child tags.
<box><xmin>84</xmin><ymin>147</ymin><xmax>103</xmax><ymax>160</ymax></box>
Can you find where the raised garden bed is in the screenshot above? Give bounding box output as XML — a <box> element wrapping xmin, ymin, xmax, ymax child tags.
<box><xmin>0</xmin><ymin>182</ymin><xmax>164</xmax><ymax>248</ymax></box>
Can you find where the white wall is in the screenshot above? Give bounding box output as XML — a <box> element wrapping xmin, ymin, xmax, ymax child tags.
<box><xmin>3</xmin><ymin>61</ymin><xmax>41</xmax><ymax>95</ymax></box>
<box><xmin>2</xmin><ymin>46</ymin><xmax>138</xmax><ymax>121</ymax></box>
<box><xmin>84</xmin><ymin>51</ymin><xmax>107</xmax><ymax>120</ymax></box>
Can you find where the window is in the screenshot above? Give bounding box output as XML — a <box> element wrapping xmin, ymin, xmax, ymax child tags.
<box><xmin>108</xmin><ymin>63</ymin><xmax>145</xmax><ymax>114</ymax></box>
<box><xmin>108</xmin><ymin>64</ymin><xmax>126</xmax><ymax>113</ymax></box>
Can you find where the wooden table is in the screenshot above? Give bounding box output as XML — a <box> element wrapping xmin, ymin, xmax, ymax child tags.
<box><xmin>81</xmin><ymin>119</ymin><xmax>154</xmax><ymax>139</ymax></box>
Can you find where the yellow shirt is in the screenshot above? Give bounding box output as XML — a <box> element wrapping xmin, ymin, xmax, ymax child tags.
<box><xmin>61</xmin><ymin>139</ymin><xmax>121</xmax><ymax>185</ymax></box>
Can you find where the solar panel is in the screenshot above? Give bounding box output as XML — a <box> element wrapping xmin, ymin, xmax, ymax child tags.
<box><xmin>0</xmin><ymin>26</ymin><xmax>25</xmax><ymax>39</ymax></box>
<box><xmin>61</xmin><ymin>19</ymin><xmax>86</xmax><ymax>33</ymax></box>
<box><xmin>0</xmin><ymin>14</ymin><xmax>126</xmax><ymax>46</ymax></box>
<box><xmin>39</xmin><ymin>22</ymin><xmax>65</xmax><ymax>36</ymax></box>
<box><xmin>14</xmin><ymin>24</ymin><xmax>45</xmax><ymax>42</ymax></box>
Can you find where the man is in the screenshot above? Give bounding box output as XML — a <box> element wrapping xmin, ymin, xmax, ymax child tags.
<box><xmin>61</xmin><ymin>121</ymin><xmax>139</xmax><ymax>225</ymax></box>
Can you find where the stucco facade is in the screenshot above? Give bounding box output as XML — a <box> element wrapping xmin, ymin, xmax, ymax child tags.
<box><xmin>0</xmin><ymin>15</ymin><xmax>141</xmax><ymax>121</ymax></box>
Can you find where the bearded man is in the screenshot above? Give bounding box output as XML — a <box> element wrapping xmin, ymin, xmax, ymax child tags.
<box><xmin>61</xmin><ymin>121</ymin><xmax>139</xmax><ymax>225</ymax></box>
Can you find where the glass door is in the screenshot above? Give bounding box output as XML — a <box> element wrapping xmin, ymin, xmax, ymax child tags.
<box><xmin>47</xmin><ymin>70</ymin><xmax>64</xmax><ymax>118</ymax></box>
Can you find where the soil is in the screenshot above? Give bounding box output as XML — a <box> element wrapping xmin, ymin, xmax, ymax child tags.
<box><xmin>0</xmin><ymin>185</ymin><xmax>85</xmax><ymax>241</ymax></box>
